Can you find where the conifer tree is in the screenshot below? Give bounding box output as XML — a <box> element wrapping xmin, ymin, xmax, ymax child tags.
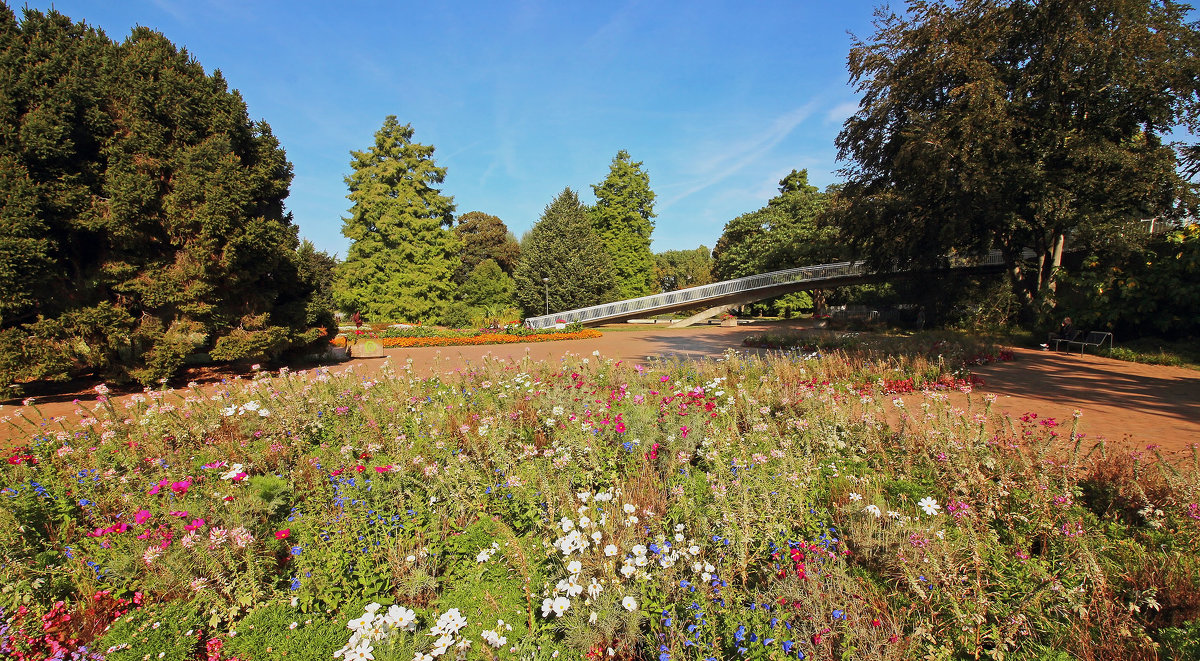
<box><xmin>0</xmin><ymin>5</ymin><xmax>328</xmax><ymax>390</ymax></box>
<box><xmin>334</xmin><ymin>116</ymin><xmax>459</xmax><ymax>322</ymax></box>
<box><xmin>591</xmin><ymin>150</ymin><xmax>656</xmax><ymax>300</ymax></box>
<box><xmin>514</xmin><ymin>188</ymin><xmax>614</xmax><ymax>317</ymax></box>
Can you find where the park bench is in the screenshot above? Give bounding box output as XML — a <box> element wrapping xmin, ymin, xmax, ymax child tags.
<box><xmin>1052</xmin><ymin>331</ymin><xmax>1113</xmax><ymax>356</ymax></box>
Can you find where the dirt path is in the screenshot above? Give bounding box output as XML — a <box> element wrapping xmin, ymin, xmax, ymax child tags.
<box><xmin>5</xmin><ymin>324</ymin><xmax>1197</xmax><ymax>453</ymax></box>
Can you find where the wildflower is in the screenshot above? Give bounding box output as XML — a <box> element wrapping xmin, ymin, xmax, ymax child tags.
<box><xmin>275</xmin><ymin>529</ymin><xmax>290</xmax><ymax>540</ymax></box>
<box><xmin>918</xmin><ymin>497</ymin><xmax>942</xmax><ymax>516</ymax></box>
<box><xmin>848</xmin><ymin>492</ymin><xmax>862</xmax><ymax>502</ymax></box>
<box><xmin>622</xmin><ymin>596</ymin><xmax>638</xmax><ymax>611</ymax></box>
<box><xmin>863</xmin><ymin>504</ymin><xmax>882</xmax><ymax>517</ymax></box>
<box><xmin>604</xmin><ymin>544</ymin><xmax>618</xmax><ymax>556</ymax></box>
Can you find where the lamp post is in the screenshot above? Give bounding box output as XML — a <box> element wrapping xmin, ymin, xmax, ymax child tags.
<box><xmin>542</xmin><ymin>277</ymin><xmax>549</xmax><ymax>315</ymax></box>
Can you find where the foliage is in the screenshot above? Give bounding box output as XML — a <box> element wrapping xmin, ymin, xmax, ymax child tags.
<box><xmin>460</xmin><ymin>259</ymin><xmax>516</xmax><ymax>309</ymax></box>
<box><xmin>333</xmin><ymin>116</ymin><xmax>459</xmax><ymax>323</ymax></box>
<box><xmin>591</xmin><ymin>150</ymin><xmax>657</xmax><ymax>300</ymax></box>
<box><xmin>0</xmin><ymin>5</ymin><xmax>326</xmax><ymax>392</ymax></box>
<box><xmin>3</xmin><ymin>335</ymin><xmax>1199</xmax><ymax>660</ymax></box>
<box><xmin>835</xmin><ymin>0</ymin><xmax>1200</xmax><ymax>316</ymax></box>
<box><xmin>514</xmin><ymin>188</ymin><xmax>615</xmax><ymax>318</ymax></box>
<box><xmin>652</xmin><ymin>246</ymin><xmax>713</xmax><ymax>293</ymax></box>
<box><xmin>452</xmin><ymin>211</ymin><xmax>520</xmax><ymax>283</ymax></box>
<box><xmin>1067</xmin><ymin>223</ymin><xmax>1200</xmax><ymax>338</ymax></box>
<box><xmin>712</xmin><ymin>169</ymin><xmax>839</xmax><ymax>280</ymax></box>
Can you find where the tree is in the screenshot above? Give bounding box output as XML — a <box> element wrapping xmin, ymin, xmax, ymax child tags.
<box><xmin>334</xmin><ymin>116</ymin><xmax>459</xmax><ymax>322</ymax></box>
<box><xmin>452</xmin><ymin>211</ymin><xmax>520</xmax><ymax>283</ymax></box>
<box><xmin>712</xmin><ymin>170</ymin><xmax>839</xmax><ymax>279</ymax></box>
<box><xmin>653</xmin><ymin>246</ymin><xmax>714</xmax><ymax>293</ymax></box>
<box><xmin>835</xmin><ymin>0</ymin><xmax>1200</xmax><ymax>318</ymax></box>
<box><xmin>514</xmin><ymin>188</ymin><xmax>614</xmax><ymax>317</ymax></box>
<box><xmin>0</xmin><ymin>6</ymin><xmax>326</xmax><ymax>390</ymax></box>
<box><xmin>591</xmin><ymin>150</ymin><xmax>657</xmax><ymax>300</ymax></box>
<box><xmin>459</xmin><ymin>259</ymin><xmax>516</xmax><ymax>308</ymax></box>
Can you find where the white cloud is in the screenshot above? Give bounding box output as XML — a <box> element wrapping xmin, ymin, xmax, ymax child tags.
<box><xmin>658</xmin><ymin>103</ymin><xmax>817</xmax><ymax>211</ymax></box>
<box><xmin>825</xmin><ymin>101</ymin><xmax>859</xmax><ymax>125</ymax></box>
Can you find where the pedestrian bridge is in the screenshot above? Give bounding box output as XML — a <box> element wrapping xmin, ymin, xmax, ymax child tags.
<box><xmin>523</xmin><ymin>251</ymin><xmax>1009</xmax><ymax>329</ymax></box>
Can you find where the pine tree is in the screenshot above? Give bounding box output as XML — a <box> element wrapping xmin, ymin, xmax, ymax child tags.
<box><xmin>334</xmin><ymin>116</ymin><xmax>459</xmax><ymax>322</ymax></box>
<box><xmin>591</xmin><ymin>150</ymin><xmax>656</xmax><ymax>300</ymax></box>
<box><xmin>514</xmin><ymin>188</ymin><xmax>614</xmax><ymax>317</ymax></box>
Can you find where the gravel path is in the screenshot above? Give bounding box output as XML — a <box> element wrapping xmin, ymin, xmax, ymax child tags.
<box><xmin>5</xmin><ymin>323</ymin><xmax>1197</xmax><ymax>454</ymax></box>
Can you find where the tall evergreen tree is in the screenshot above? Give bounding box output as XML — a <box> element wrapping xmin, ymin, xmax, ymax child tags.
<box><xmin>514</xmin><ymin>188</ymin><xmax>614</xmax><ymax>317</ymax></box>
<box><xmin>452</xmin><ymin>211</ymin><xmax>520</xmax><ymax>283</ymax></box>
<box><xmin>590</xmin><ymin>150</ymin><xmax>656</xmax><ymax>300</ymax></box>
<box><xmin>334</xmin><ymin>116</ymin><xmax>458</xmax><ymax>322</ymax></box>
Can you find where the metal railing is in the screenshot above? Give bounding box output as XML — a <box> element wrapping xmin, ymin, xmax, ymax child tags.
<box><xmin>525</xmin><ymin>250</ymin><xmax>1008</xmax><ymax>328</ymax></box>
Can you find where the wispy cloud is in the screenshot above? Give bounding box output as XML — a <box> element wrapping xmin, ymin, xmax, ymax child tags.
<box><xmin>658</xmin><ymin>103</ymin><xmax>817</xmax><ymax>211</ymax></box>
<box><xmin>825</xmin><ymin>100</ymin><xmax>859</xmax><ymax>125</ymax></box>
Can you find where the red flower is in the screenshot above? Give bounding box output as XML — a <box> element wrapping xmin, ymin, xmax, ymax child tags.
<box><xmin>275</xmin><ymin>529</ymin><xmax>290</xmax><ymax>540</ymax></box>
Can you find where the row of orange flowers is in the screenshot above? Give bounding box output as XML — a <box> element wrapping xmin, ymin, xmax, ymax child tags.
<box><xmin>330</xmin><ymin>328</ymin><xmax>602</xmax><ymax>349</ymax></box>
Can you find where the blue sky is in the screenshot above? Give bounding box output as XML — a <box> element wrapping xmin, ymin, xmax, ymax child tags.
<box><xmin>22</xmin><ymin>0</ymin><xmax>882</xmax><ymax>257</ymax></box>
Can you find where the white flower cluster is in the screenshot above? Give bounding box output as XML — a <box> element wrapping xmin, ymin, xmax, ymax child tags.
<box><xmin>334</xmin><ymin>602</ymin><xmax>418</xmax><ymax>661</ymax></box>
<box><xmin>479</xmin><ymin>619</ymin><xmax>512</xmax><ymax>648</ymax></box>
<box><xmin>475</xmin><ymin>541</ymin><xmax>500</xmax><ymax>563</ymax></box>
<box><xmin>219</xmin><ymin>463</ymin><xmax>245</xmax><ymax>480</ymax></box>
<box><xmin>418</xmin><ymin>608</ymin><xmax>471</xmax><ymax>660</ymax></box>
<box><xmin>221</xmin><ymin>399</ymin><xmax>271</xmax><ymax>417</ymax></box>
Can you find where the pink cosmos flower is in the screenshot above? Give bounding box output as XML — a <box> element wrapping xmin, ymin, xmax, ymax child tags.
<box><xmin>275</xmin><ymin>529</ymin><xmax>290</xmax><ymax>540</ymax></box>
<box><xmin>134</xmin><ymin>510</ymin><xmax>151</xmax><ymax>525</ymax></box>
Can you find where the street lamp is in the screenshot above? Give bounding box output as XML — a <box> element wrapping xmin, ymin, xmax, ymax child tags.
<box><xmin>542</xmin><ymin>277</ymin><xmax>549</xmax><ymax>315</ymax></box>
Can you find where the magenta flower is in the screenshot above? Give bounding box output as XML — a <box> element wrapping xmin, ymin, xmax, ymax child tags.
<box><xmin>135</xmin><ymin>510</ymin><xmax>151</xmax><ymax>524</ymax></box>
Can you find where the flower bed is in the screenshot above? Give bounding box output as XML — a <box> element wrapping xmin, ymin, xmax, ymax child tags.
<box><xmin>330</xmin><ymin>326</ymin><xmax>600</xmax><ymax>349</ymax></box>
<box><xmin>2</xmin><ymin>338</ymin><xmax>1198</xmax><ymax>660</ymax></box>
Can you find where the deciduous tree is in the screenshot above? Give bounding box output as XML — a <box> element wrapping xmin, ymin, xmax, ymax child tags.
<box><xmin>835</xmin><ymin>0</ymin><xmax>1200</xmax><ymax>317</ymax></box>
<box><xmin>452</xmin><ymin>211</ymin><xmax>520</xmax><ymax>283</ymax></box>
<box><xmin>653</xmin><ymin>246</ymin><xmax>714</xmax><ymax>293</ymax></box>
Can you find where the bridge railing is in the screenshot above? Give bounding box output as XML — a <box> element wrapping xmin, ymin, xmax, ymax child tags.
<box><xmin>524</xmin><ymin>250</ymin><xmax>1007</xmax><ymax>329</ymax></box>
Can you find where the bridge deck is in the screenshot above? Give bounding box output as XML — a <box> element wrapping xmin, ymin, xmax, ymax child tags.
<box><xmin>524</xmin><ymin>251</ymin><xmax>1008</xmax><ymax>329</ymax></box>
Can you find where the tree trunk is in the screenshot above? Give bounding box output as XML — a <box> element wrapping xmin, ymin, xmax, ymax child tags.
<box><xmin>1048</xmin><ymin>233</ymin><xmax>1065</xmax><ymax>295</ymax></box>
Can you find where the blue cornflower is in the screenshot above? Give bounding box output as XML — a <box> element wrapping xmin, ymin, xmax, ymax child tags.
<box><xmin>290</xmin><ymin>577</ymin><xmax>301</xmax><ymax>590</ymax></box>
<box><xmin>734</xmin><ymin>625</ymin><xmax>745</xmax><ymax>642</ymax></box>
<box><xmin>833</xmin><ymin>609</ymin><xmax>846</xmax><ymax>620</ymax></box>
<box><xmin>782</xmin><ymin>641</ymin><xmax>794</xmax><ymax>653</ymax></box>
<box><xmin>291</xmin><ymin>545</ymin><xmax>303</xmax><ymax>555</ymax></box>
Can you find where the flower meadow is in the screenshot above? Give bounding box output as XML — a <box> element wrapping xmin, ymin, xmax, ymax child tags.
<box><xmin>3</xmin><ymin>339</ymin><xmax>1199</xmax><ymax>660</ymax></box>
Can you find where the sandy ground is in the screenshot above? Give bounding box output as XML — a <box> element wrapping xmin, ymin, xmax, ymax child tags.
<box><xmin>4</xmin><ymin>322</ymin><xmax>1197</xmax><ymax>453</ymax></box>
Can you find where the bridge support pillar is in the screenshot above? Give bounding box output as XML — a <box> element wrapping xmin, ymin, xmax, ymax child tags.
<box><xmin>669</xmin><ymin>303</ymin><xmax>739</xmax><ymax>328</ymax></box>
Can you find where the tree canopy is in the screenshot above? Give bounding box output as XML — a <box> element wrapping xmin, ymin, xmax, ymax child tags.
<box><xmin>452</xmin><ymin>211</ymin><xmax>520</xmax><ymax>283</ymax></box>
<box><xmin>835</xmin><ymin>0</ymin><xmax>1200</xmax><ymax>315</ymax></box>
<box><xmin>514</xmin><ymin>188</ymin><xmax>614</xmax><ymax>317</ymax></box>
<box><xmin>333</xmin><ymin>116</ymin><xmax>459</xmax><ymax>322</ymax></box>
<box><xmin>591</xmin><ymin>150</ymin><xmax>657</xmax><ymax>300</ymax></box>
<box><xmin>712</xmin><ymin>170</ymin><xmax>839</xmax><ymax>280</ymax></box>
<box><xmin>0</xmin><ymin>5</ymin><xmax>328</xmax><ymax>390</ymax></box>
<box><xmin>653</xmin><ymin>246</ymin><xmax>713</xmax><ymax>293</ymax></box>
